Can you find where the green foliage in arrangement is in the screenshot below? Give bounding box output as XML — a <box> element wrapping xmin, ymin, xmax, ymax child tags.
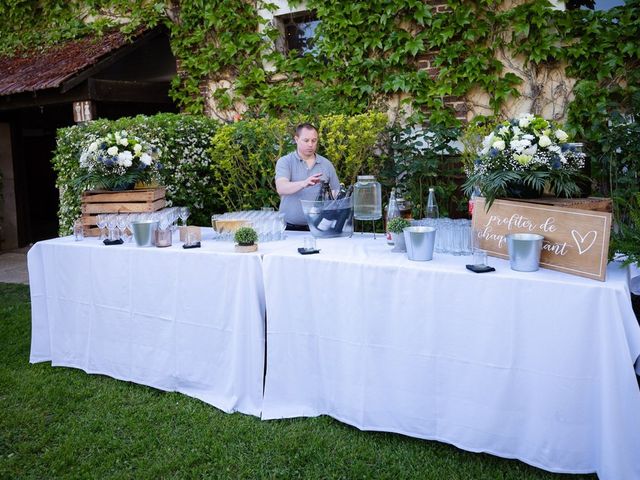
<box><xmin>52</xmin><ymin>114</ymin><xmax>221</xmax><ymax>235</ymax></box>
<box><xmin>234</xmin><ymin>226</ymin><xmax>258</xmax><ymax>246</ymax></box>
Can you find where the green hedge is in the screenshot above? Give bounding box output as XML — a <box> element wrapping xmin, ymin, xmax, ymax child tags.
<box><xmin>53</xmin><ymin>112</ymin><xmax>390</xmax><ymax>234</ymax></box>
<box><xmin>53</xmin><ymin>114</ymin><xmax>221</xmax><ymax>234</ymax></box>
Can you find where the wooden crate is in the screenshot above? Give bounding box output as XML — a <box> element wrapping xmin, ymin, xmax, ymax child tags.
<box><xmin>507</xmin><ymin>196</ymin><xmax>612</xmax><ymax>213</ymax></box>
<box><xmin>81</xmin><ymin>187</ymin><xmax>166</xmax><ymax>236</ymax></box>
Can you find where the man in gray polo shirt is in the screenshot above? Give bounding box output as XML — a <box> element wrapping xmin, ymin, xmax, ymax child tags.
<box><xmin>275</xmin><ymin>123</ymin><xmax>340</xmax><ymax>230</ymax></box>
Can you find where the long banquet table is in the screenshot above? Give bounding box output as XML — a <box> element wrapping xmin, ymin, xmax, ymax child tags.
<box><xmin>28</xmin><ymin>232</ymin><xmax>285</xmax><ymax>416</ymax></box>
<box><xmin>29</xmin><ymin>230</ymin><xmax>640</xmax><ymax>479</ymax></box>
<box><xmin>260</xmin><ymin>234</ymin><xmax>640</xmax><ymax>480</ymax></box>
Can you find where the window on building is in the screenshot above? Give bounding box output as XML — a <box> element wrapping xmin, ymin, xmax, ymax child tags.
<box><xmin>275</xmin><ymin>11</ymin><xmax>320</xmax><ymax>56</ymax></box>
<box><xmin>566</xmin><ymin>0</ymin><xmax>625</xmax><ymax>10</ymax></box>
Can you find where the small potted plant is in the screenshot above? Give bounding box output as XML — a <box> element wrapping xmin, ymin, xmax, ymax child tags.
<box><xmin>387</xmin><ymin>217</ymin><xmax>411</xmax><ymax>252</ymax></box>
<box><xmin>234</xmin><ymin>226</ymin><xmax>259</xmax><ymax>253</ymax></box>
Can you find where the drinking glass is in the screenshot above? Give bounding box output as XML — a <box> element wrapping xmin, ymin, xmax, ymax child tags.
<box><xmin>473</xmin><ymin>249</ymin><xmax>489</xmax><ymax>267</ymax></box>
<box><xmin>106</xmin><ymin>214</ymin><xmax>118</xmax><ymax>241</ymax></box>
<box><xmin>96</xmin><ymin>214</ymin><xmax>108</xmax><ymax>240</ymax></box>
<box><xmin>116</xmin><ymin>214</ymin><xmax>128</xmax><ymax>242</ymax></box>
<box><xmin>73</xmin><ymin>219</ymin><xmax>84</xmax><ymax>241</ymax></box>
<box><xmin>179</xmin><ymin>207</ymin><xmax>190</xmax><ymax>226</ymax></box>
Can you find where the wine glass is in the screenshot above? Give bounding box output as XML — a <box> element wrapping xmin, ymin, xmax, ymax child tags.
<box><xmin>179</xmin><ymin>207</ymin><xmax>190</xmax><ymax>227</ymax></box>
<box><xmin>116</xmin><ymin>214</ymin><xmax>128</xmax><ymax>242</ymax></box>
<box><xmin>96</xmin><ymin>214</ymin><xmax>108</xmax><ymax>240</ymax></box>
<box><xmin>106</xmin><ymin>214</ymin><xmax>118</xmax><ymax>241</ymax></box>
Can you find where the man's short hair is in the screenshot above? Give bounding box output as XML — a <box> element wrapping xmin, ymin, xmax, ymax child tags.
<box><xmin>295</xmin><ymin>123</ymin><xmax>318</xmax><ymax>136</ymax></box>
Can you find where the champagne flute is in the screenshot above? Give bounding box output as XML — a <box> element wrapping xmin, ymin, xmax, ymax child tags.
<box><xmin>96</xmin><ymin>214</ymin><xmax>107</xmax><ymax>240</ymax></box>
<box><xmin>179</xmin><ymin>207</ymin><xmax>190</xmax><ymax>227</ymax></box>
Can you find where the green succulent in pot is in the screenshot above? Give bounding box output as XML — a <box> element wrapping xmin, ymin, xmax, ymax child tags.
<box><xmin>234</xmin><ymin>226</ymin><xmax>258</xmax><ymax>246</ymax></box>
<box><xmin>387</xmin><ymin>217</ymin><xmax>411</xmax><ymax>234</ymax></box>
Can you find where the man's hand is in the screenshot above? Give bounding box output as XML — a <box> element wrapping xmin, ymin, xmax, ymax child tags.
<box><xmin>304</xmin><ymin>173</ymin><xmax>323</xmax><ymax>187</ymax></box>
<box><xmin>276</xmin><ymin>173</ymin><xmax>323</xmax><ymax>196</ymax></box>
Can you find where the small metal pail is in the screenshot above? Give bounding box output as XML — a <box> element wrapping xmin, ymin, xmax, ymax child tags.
<box><xmin>506</xmin><ymin>233</ymin><xmax>544</xmax><ymax>272</ymax></box>
<box><xmin>403</xmin><ymin>226</ymin><xmax>436</xmax><ymax>261</ymax></box>
<box><xmin>131</xmin><ymin>220</ymin><xmax>159</xmax><ymax>247</ymax></box>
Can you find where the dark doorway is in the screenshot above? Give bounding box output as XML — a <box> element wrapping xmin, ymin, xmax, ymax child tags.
<box><xmin>14</xmin><ymin>105</ymin><xmax>72</xmax><ymax>243</ymax></box>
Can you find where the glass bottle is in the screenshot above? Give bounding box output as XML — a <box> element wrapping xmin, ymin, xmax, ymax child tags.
<box><xmin>385</xmin><ymin>188</ymin><xmax>400</xmax><ymax>245</ymax></box>
<box><xmin>315</xmin><ymin>182</ymin><xmax>325</xmax><ymax>202</ymax></box>
<box><xmin>335</xmin><ymin>183</ymin><xmax>347</xmax><ymax>200</ymax></box>
<box><xmin>468</xmin><ymin>185</ymin><xmax>481</xmax><ymax>217</ymax></box>
<box><xmin>353</xmin><ymin>175</ymin><xmax>382</xmax><ymax>220</ymax></box>
<box><xmin>322</xmin><ymin>181</ymin><xmax>334</xmax><ymax>201</ymax></box>
<box><xmin>425</xmin><ymin>187</ymin><xmax>439</xmax><ymax>219</ymax></box>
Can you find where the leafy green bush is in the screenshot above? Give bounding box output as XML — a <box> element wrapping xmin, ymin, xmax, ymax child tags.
<box><xmin>53</xmin><ymin>111</ymin><xmax>471</xmax><ymax>236</ymax></box>
<box><xmin>208</xmin><ymin>112</ymin><xmax>388</xmax><ymax>212</ymax></box>
<box><xmin>52</xmin><ymin>114</ymin><xmax>221</xmax><ymax>234</ymax></box>
<box><xmin>378</xmin><ymin>123</ymin><xmax>462</xmax><ymax>218</ymax></box>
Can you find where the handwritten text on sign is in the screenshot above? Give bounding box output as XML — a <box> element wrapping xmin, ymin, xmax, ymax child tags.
<box><xmin>472</xmin><ymin>198</ymin><xmax>612</xmax><ymax>281</ymax></box>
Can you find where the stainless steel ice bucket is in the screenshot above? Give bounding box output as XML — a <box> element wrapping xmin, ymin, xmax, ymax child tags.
<box><xmin>403</xmin><ymin>226</ymin><xmax>436</xmax><ymax>261</ymax></box>
<box><xmin>506</xmin><ymin>233</ymin><xmax>544</xmax><ymax>272</ymax></box>
<box><xmin>131</xmin><ymin>220</ymin><xmax>159</xmax><ymax>247</ymax></box>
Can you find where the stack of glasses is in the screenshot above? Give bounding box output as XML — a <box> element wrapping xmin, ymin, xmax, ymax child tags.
<box><xmin>413</xmin><ymin>218</ymin><xmax>473</xmax><ymax>255</ymax></box>
<box><xmin>211</xmin><ymin>210</ymin><xmax>287</xmax><ymax>242</ymax></box>
<box><xmin>95</xmin><ymin>207</ymin><xmax>190</xmax><ymax>242</ymax></box>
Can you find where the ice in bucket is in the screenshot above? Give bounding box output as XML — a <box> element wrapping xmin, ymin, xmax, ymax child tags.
<box><xmin>301</xmin><ymin>198</ymin><xmax>353</xmax><ymax>238</ymax></box>
<box><xmin>506</xmin><ymin>233</ymin><xmax>544</xmax><ymax>272</ymax></box>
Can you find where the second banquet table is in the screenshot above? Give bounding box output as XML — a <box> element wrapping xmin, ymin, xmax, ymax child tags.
<box><xmin>260</xmin><ymin>234</ymin><xmax>640</xmax><ymax>480</ymax></box>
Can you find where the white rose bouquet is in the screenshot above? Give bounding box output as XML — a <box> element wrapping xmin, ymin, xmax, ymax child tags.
<box><xmin>463</xmin><ymin>113</ymin><xmax>586</xmax><ymax>207</ymax></box>
<box><xmin>78</xmin><ymin>130</ymin><xmax>162</xmax><ymax>190</ymax></box>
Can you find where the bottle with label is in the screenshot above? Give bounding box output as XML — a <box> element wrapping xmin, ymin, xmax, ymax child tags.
<box><xmin>335</xmin><ymin>183</ymin><xmax>347</xmax><ymax>200</ymax></box>
<box><xmin>468</xmin><ymin>185</ymin><xmax>481</xmax><ymax>217</ymax></box>
<box><xmin>315</xmin><ymin>181</ymin><xmax>334</xmax><ymax>202</ymax></box>
<box><xmin>385</xmin><ymin>188</ymin><xmax>400</xmax><ymax>245</ymax></box>
<box><xmin>323</xmin><ymin>181</ymin><xmax>334</xmax><ymax>201</ymax></box>
<box><xmin>425</xmin><ymin>187</ymin><xmax>439</xmax><ymax>219</ymax></box>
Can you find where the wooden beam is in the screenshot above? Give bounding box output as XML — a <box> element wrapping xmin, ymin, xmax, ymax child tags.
<box><xmin>88</xmin><ymin>79</ymin><xmax>173</xmax><ymax>103</ymax></box>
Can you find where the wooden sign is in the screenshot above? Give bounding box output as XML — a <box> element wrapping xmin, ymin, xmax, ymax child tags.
<box><xmin>472</xmin><ymin>197</ymin><xmax>612</xmax><ymax>281</ymax></box>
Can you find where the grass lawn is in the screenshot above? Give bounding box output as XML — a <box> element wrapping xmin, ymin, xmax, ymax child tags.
<box><xmin>0</xmin><ymin>283</ymin><xmax>596</xmax><ymax>479</ymax></box>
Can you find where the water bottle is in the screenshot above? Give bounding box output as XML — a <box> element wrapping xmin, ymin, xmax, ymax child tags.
<box><xmin>426</xmin><ymin>187</ymin><xmax>439</xmax><ymax>219</ymax></box>
<box><xmin>385</xmin><ymin>188</ymin><xmax>400</xmax><ymax>245</ymax></box>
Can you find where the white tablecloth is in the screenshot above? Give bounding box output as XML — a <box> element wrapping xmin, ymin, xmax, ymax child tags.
<box><xmin>28</xmin><ymin>232</ymin><xmax>273</xmax><ymax>416</ymax></box>
<box><xmin>261</xmin><ymin>234</ymin><xmax>640</xmax><ymax>480</ymax></box>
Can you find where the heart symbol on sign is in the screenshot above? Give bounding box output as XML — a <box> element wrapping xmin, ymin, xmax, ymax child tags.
<box><xmin>571</xmin><ymin>229</ymin><xmax>597</xmax><ymax>255</ymax></box>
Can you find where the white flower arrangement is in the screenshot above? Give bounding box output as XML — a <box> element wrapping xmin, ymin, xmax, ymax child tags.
<box><xmin>78</xmin><ymin>130</ymin><xmax>162</xmax><ymax>190</ymax></box>
<box><xmin>464</xmin><ymin>113</ymin><xmax>586</xmax><ymax>206</ymax></box>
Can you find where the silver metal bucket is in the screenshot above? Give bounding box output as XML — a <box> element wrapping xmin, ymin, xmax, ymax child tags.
<box><xmin>131</xmin><ymin>220</ymin><xmax>159</xmax><ymax>247</ymax></box>
<box><xmin>403</xmin><ymin>226</ymin><xmax>436</xmax><ymax>261</ymax></box>
<box><xmin>506</xmin><ymin>233</ymin><xmax>544</xmax><ymax>272</ymax></box>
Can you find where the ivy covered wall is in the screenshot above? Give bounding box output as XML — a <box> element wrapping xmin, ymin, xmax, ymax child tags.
<box><xmin>1</xmin><ymin>0</ymin><xmax>638</xmax><ymax>131</ymax></box>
